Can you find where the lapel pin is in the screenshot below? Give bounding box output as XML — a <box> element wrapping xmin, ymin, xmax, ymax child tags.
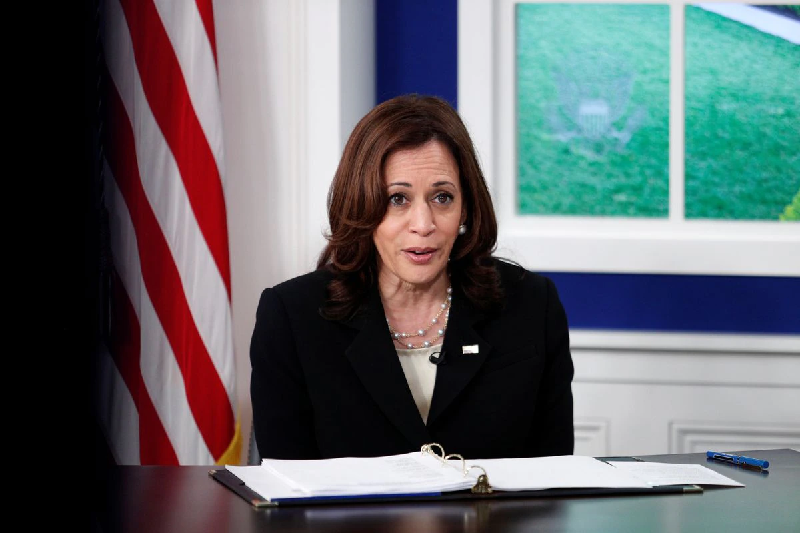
<box><xmin>462</xmin><ymin>345</ymin><xmax>479</xmax><ymax>354</ymax></box>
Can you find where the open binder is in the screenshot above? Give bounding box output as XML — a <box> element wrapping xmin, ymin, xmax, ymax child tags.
<box><xmin>207</xmin><ymin>443</ymin><xmax>732</xmax><ymax>508</ymax></box>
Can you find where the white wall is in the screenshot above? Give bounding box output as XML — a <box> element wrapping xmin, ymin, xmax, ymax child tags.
<box><xmin>215</xmin><ymin>0</ymin><xmax>374</xmax><ymax>461</ymax></box>
<box><xmin>570</xmin><ymin>332</ymin><xmax>800</xmax><ymax>456</ymax></box>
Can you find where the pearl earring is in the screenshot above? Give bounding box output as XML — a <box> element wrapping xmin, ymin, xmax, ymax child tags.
<box><xmin>458</xmin><ymin>224</ymin><xmax>467</xmax><ymax>235</ymax></box>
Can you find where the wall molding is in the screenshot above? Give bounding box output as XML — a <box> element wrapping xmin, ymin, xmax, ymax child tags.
<box><xmin>669</xmin><ymin>421</ymin><xmax>800</xmax><ymax>454</ymax></box>
<box><xmin>572</xmin><ymin>351</ymin><xmax>800</xmax><ymax>389</ymax></box>
<box><xmin>574</xmin><ymin>418</ymin><xmax>609</xmax><ymax>457</ymax></box>
<box><xmin>297</xmin><ymin>0</ymin><xmax>376</xmax><ymax>277</ymax></box>
<box><xmin>287</xmin><ymin>0</ymin><xmax>309</xmax><ymax>277</ymax></box>
<box><xmin>570</xmin><ymin>330</ymin><xmax>800</xmax><ymax>389</ymax></box>
<box><xmin>570</xmin><ymin>330</ymin><xmax>800</xmax><ymax>354</ymax></box>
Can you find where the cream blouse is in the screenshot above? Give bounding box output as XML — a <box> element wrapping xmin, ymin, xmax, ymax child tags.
<box><xmin>396</xmin><ymin>344</ymin><xmax>441</xmax><ymax>424</ymax></box>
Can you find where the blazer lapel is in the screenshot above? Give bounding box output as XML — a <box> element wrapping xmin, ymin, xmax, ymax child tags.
<box><xmin>427</xmin><ymin>293</ymin><xmax>492</xmax><ymax>426</ymax></box>
<box><xmin>343</xmin><ymin>287</ymin><xmax>431</xmax><ymax>448</ymax></box>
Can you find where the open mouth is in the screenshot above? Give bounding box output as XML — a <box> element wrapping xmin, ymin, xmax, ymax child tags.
<box><xmin>403</xmin><ymin>248</ymin><xmax>437</xmax><ymax>263</ymax></box>
<box><xmin>406</xmin><ymin>248</ymin><xmax>435</xmax><ymax>255</ymax></box>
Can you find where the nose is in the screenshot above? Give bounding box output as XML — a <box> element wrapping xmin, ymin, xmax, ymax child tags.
<box><xmin>409</xmin><ymin>203</ymin><xmax>435</xmax><ymax>236</ymax></box>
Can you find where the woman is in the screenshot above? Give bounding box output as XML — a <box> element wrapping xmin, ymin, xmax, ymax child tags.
<box><xmin>250</xmin><ymin>95</ymin><xmax>574</xmax><ymax>460</ymax></box>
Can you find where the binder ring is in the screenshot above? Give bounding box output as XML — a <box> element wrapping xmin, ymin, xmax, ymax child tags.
<box><xmin>444</xmin><ymin>454</ymin><xmax>467</xmax><ymax>476</ymax></box>
<box><xmin>420</xmin><ymin>442</ymin><xmax>493</xmax><ymax>493</ymax></box>
<box><xmin>421</xmin><ymin>443</ymin><xmax>445</xmax><ymax>461</ymax></box>
<box><xmin>467</xmin><ymin>465</ymin><xmax>493</xmax><ymax>494</ymax></box>
<box><xmin>421</xmin><ymin>444</ymin><xmax>470</xmax><ymax>478</ymax></box>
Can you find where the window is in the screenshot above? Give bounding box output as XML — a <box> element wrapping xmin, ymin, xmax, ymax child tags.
<box><xmin>459</xmin><ymin>1</ymin><xmax>799</xmax><ymax>276</ymax></box>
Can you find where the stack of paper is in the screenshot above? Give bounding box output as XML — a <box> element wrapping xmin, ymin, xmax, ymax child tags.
<box><xmin>260</xmin><ymin>452</ymin><xmax>474</xmax><ymax>497</ymax></box>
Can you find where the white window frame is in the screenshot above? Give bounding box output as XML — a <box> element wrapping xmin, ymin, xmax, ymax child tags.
<box><xmin>458</xmin><ymin>0</ymin><xmax>800</xmax><ymax>276</ymax></box>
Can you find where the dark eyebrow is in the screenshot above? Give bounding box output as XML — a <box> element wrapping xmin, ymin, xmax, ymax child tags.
<box><xmin>386</xmin><ymin>180</ymin><xmax>457</xmax><ymax>188</ymax></box>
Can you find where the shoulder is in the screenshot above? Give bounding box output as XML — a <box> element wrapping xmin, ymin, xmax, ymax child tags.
<box><xmin>484</xmin><ymin>259</ymin><xmax>568</xmax><ymax>337</ymax></box>
<box><xmin>271</xmin><ymin>268</ymin><xmax>332</xmax><ymax>297</ymax></box>
<box><xmin>490</xmin><ymin>258</ymin><xmax>563</xmax><ymax>318</ymax></box>
<box><xmin>493</xmin><ymin>258</ymin><xmax>552</xmax><ymax>294</ymax></box>
<box><xmin>258</xmin><ymin>269</ymin><xmax>332</xmax><ymax>315</ymax></box>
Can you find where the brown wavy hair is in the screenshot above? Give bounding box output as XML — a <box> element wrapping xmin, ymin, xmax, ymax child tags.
<box><xmin>317</xmin><ymin>94</ymin><xmax>502</xmax><ymax>320</ymax></box>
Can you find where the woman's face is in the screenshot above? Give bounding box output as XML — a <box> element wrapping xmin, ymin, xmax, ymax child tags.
<box><xmin>373</xmin><ymin>140</ymin><xmax>465</xmax><ymax>290</ymax></box>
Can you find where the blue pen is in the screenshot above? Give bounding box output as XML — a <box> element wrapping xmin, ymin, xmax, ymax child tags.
<box><xmin>706</xmin><ymin>451</ymin><xmax>769</xmax><ymax>469</ymax></box>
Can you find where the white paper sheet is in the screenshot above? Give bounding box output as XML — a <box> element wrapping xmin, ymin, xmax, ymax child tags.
<box><xmin>464</xmin><ymin>455</ymin><xmax>652</xmax><ymax>491</ymax></box>
<box><xmin>227</xmin><ymin>464</ymin><xmax>307</xmax><ymax>501</ymax></box>
<box><xmin>607</xmin><ymin>462</ymin><xmax>745</xmax><ymax>487</ymax></box>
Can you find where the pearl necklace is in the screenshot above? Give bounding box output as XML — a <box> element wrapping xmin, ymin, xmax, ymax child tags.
<box><xmin>387</xmin><ymin>287</ymin><xmax>452</xmax><ymax>349</ymax></box>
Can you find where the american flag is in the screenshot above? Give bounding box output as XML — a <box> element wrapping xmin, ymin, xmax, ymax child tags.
<box><xmin>96</xmin><ymin>0</ymin><xmax>239</xmax><ymax>465</ymax></box>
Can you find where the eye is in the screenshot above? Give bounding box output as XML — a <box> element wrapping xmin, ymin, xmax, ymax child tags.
<box><xmin>388</xmin><ymin>192</ymin><xmax>408</xmax><ymax>206</ymax></box>
<box><xmin>432</xmin><ymin>192</ymin><xmax>454</xmax><ymax>204</ymax></box>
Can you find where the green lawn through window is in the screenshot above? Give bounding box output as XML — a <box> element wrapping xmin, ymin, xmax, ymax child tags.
<box><xmin>516</xmin><ymin>4</ymin><xmax>670</xmax><ymax>217</ymax></box>
<box><xmin>516</xmin><ymin>4</ymin><xmax>799</xmax><ymax>221</ymax></box>
<box><xmin>685</xmin><ymin>5</ymin><xmax>800</xmax><ymax>221</ymax></box>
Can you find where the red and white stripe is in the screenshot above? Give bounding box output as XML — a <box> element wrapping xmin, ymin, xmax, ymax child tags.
<box><xmin>97</xmin><ymin>0</ymin><xmax>239</xmax><ymax>465</ymax></box>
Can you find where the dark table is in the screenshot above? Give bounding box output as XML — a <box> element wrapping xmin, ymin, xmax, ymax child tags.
<box><xmin>94</xmin><ymin>448</ymin><xmax>800</xmax><ymax>532</ymax></box>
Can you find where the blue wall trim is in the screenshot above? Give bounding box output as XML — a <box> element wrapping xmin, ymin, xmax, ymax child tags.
<box><xmin>375</xmin><ymin>1</ymin><xmax>799</xmax><ymax>335</ymax></box>
<box><xmin>375</xmin><ymin>0</ymin><xmax>457</xmax><ymax>107</ymax></box>
<box><xmin>543</xmin><ymin>272</ymin><xmax>799</xmax><ymax>334</ymax></box>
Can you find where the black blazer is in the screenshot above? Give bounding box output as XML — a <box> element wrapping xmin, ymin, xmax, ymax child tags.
<box><xmin>250</xmin><ymin>260</ymin><xmax>574</xmax><ymax>460</ymax></box>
